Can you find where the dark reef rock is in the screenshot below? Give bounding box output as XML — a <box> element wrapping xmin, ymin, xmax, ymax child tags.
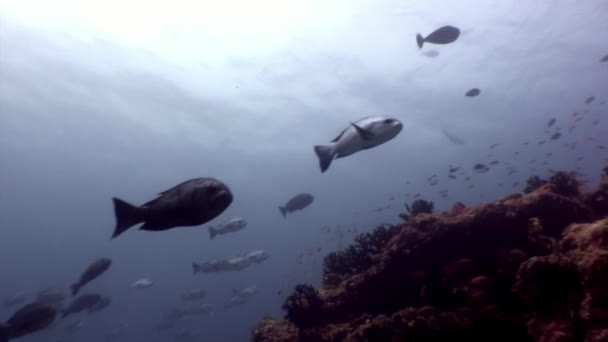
<box><xmin>253</xmin><ymin>169</ymin><xmax>608</xmax><ymax>342</ymax></box>
<box><xmin>524</xmin><ymin>176</ymin><xmax>548</xmax><ymax>194</ymax></box>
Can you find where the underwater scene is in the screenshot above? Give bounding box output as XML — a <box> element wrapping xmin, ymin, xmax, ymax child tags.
<box><xmin>1</xmin><ymin>0</ymin><xmax>608</xmax><ymax>341</ymax></box>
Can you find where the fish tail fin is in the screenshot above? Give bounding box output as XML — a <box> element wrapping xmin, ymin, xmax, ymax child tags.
<box><xmin>279</xmin><ymin>207</ymin><xmax>287</xmax><ymax>218</ymax></box>
<box><xmin>0</xmin><ymin>323</ymin><xmax>9</xmax><ymax>342</ymax></box>
<box><xmin>314</xmin><ymin>145</ymin><xmax>334</xmax><ymax>173</ymax></box>
<box><xmin>71</xmin><ymin>283</ymin><xmax>80</xmax><ymax>297</ymax></box>
<box><xmin>192</xmin><ymin>263</ymin><xmax>200</xmax><ymax>274</ymax></box>
<box><xmin>209</xmin><ymin>227</ymin><xmax>216</xmax><ymax>239</ymax></box>
<box><xmin>111</xmin><ymin>197</ymin><xmax>144</xmax><ymax>239</ymax></box>
<box><xmin>416</xmin><ymin>34</ymin><xmax>424</xmax><ymax>49</ymax></box>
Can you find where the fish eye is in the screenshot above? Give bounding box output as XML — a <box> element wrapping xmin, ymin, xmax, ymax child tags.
<box><xmin>384</xmin><ymin>118</ymin><xmax>393</xmax><ymax>124</ymax></box>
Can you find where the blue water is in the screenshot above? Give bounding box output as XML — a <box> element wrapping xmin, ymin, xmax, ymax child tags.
<box><xmin>1</xmin><ymin>0</ymin><xmax>607</xmax><ymax>341</ymax></box>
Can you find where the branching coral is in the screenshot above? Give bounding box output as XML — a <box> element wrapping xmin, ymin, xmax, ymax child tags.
<box><xmin>281</xmin><ymin>284</ymin><xmax>322</xmax><ymax>329</ymax></box>
<box><xmin>523</xmin><ymin>175</ymin><xmax>548</xmax><ymax>194</ymax></box>
<box><xmin>399</xmin><ymin>199</ymin><xmax>434</xmax><ymax>221</ymax></box>
<box><xmin>322</xmin><ymin>224</ymin><xmax>400</xmax><ymax>287</ymax></box>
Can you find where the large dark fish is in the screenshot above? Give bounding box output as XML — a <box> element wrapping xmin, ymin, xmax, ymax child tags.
<box><xmin>416</xmin><ymin>25</ymin><xmax>460</xmax><ymax>49</ymax></box>
<box><xmin>279</xmin><ymin>193</ymin><xmax>314</xmax><ymax>217</ymax></box>
<box><xmin>111</xmin><ymin>177</ymin><xmax>233</xmax><ymax>239</ymax></box>
<box><xmin>0</xmin><ymin>302</ymin><xmax>57</xmax><ymax>341</ymax></box>
<box><xmin>71</xmin><ymin>257</ymin><xmax>112</xmax><ymax>296</ymax></box>
<box><xmin>62</xmin><ymin>294</ymin><xmax>102</xmax><ymax>318</ymax></box>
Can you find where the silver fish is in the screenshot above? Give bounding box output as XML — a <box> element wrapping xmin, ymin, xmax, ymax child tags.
<box><xmin>314</xmin><ymin>116</ymin><xmax>403</xmax><ymax>172</ymax></box>
<box><xmin>111</xmin><ymin>177</ymin><xmax>233</xmax><ymax>239</ymax></box>
<box><xmin>208</xmin><ymin>217</ymin><xmax>247</xmax><ymax>239</ymax></box>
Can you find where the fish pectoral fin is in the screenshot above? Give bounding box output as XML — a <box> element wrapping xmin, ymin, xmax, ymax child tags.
<box><xmin>349</xmin><ymin>122</ymin><xmax>375</xmax><ymax>140</ymax></box>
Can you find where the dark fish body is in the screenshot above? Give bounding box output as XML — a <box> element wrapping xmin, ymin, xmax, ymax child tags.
<box><xmin>586</xmin><ymin>96</ymin><xmax>595</xmax><ymax>104</ymax></box>
<box><xmin>279</xmin><ymin>193</ymin><xmax>314</xmax><ymax>217</ymax></box>
<box><xmin>547</xmin><ymin>118</ymin><xmax>556</xmax><ymax>127</ymax></box>
<box><xmin>465</xmin><ymin>88</ymin><xmax>480</xmax><ymax>97</ymax></box>
<box><xmin>62</xmin><ymin>294</ymin><xmax>102</xmax><ymax>318</ymax></box>
<box><xmin>551</xmin><ymin>132</ymin><xmax>561</xmax><ymax>140</ymax></box>
<box><xmin>416</xmin><ymin>25</ymin><xmax>460</xmax><ymax>49</ymax></box>
<box><xmin>111</xmin><ymin>177</ymin><xmax>233</xmax><ymax>239</ymax></box>
<box><xmin>1</xmin><ymin>302</ymin><xmax>57</xmax><ymax>341</ymax></box>
<box><xmin>71</xmin><ymin>258</ymin><xmax>112</xmax><ymax>296</ymax></box>
<box><xmin>88</xmin><ymin>297</ymin><xmax>111</xmax><ymax>313</ymax></box>
<box><xmin>601</xmin><ymin>55</ymin><xmax>608</xmax><ymax>62</ymax></box>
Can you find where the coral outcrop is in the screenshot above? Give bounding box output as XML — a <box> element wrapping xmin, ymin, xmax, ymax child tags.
<box><xmin>253</xmin><ymin>168</ymin><xmax>608</xmax><ymax>342</ymax></box>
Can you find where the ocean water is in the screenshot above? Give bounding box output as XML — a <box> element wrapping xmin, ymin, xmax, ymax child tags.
<box><xmin>0</xmin><ymin>0</ymin><xmax>606</xmax><ymax>341</ymax></box>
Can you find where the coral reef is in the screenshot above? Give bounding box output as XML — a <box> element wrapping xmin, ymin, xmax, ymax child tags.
<box><xmin>399</xmin><ymin>199</ymin><xmax>434</xmax><ymax>221</ymax></box>
<box><xmin>322</xmin><ymin>224</ymin><xmax>400</xmax><ymax>287</ymax></box>
<box><xmin>524</xmin><ymin>175</ymin><xmax>548</xmax><ymax>194</ymax></box>
<box><xmin>253</xmin><ymin>169</ymin><xmax>608</xmax><ymax>342</ymax></box>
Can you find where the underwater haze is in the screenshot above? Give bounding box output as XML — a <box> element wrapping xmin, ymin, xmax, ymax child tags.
<box><xmin>1</xmin><ymin>0</ymin><xmax>607</xmax><ymax>341</ymax></box>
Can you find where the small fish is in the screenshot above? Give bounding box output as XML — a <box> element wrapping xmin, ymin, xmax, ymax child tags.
<box><xmin>416</xmin><ymin>25</ymin><xmax>460</xmax><ymax>49</ymax></box>
<box><xmin>130</xmin><ymin>278</ymin><xmax>153</xmax><ymax>289</ymax></box>
<box><xmin>601</xmin><ymin>55</ymin><xmax>608</xmax><ymax>62</ymax></box>
<box><xmin>547</xmin><ymin>118</ymin><xmax>556</xmax><ymax>127</ymax></box>
<box><xmin>1</xmin><ymin>302</ymin><xmax>57</xmax><ymax>341</ymax></box>
<box><xmin>279</xmin><ymin>193</ymin><xmax>314</xmax><ymax>217</ymax></box>
<box><xmin>208</xmin><ymin>217</ymin><xmax>247</xmax><ymax>239</ymax></box>
<box><xmin>111</xmin><ymin>177</ymin><xmax>233</xmax><ymax>239</ymax></box>
<box><xmin>314</xmin><ymin>116</ymin><xmax>403</xmax><ymax>172</ymax></box>
<box><xmin>550</xmin><ymin>132</ymin><xmax>561</xmax><ymax>140</ymax></box>
<box><xmin>421</xmin><ymin>49</ymin><xmax>440</xmax><ymax>58</ymax></box>
<box><xmin>465</xmin><ymin>88</ymin><xmax>480</xmax><ymax>97</ymax></box>
<box><xmin>442</xmin><ymin>129</ymin><xmax>465</xmax><ymax>145</ymax></box>
<box><xmin>489</xmin><ymin>143</ymin><xmax>500</xmax><ymax>149</ymax></box>
<box><xmin>71</xmin><ymin>258</ymin><xmax>112</xmax><ymax>296</ymax></box>
<box><xmin>585</xmin><ymin>96</ymin><xmax>595</xmax><ymax>104</ymax></box>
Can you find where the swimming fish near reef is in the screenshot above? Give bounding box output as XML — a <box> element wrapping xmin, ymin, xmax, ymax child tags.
<box><xmin>314</xmin><ymin>116</ymin><xmax>403</xmax><ymax>172</ymax></box>
<box><xmin>208</xmin><ymin>217</ymin><xmax>247</xmax><ymax>239</ymax></box>
<box><xmin>111</xmin><ymin>177</ymin><xmax>233</xmax><ymax>239</ymax></box>
<box><xmin>416</xmin><ymin>25</ymin><xmax>460</xmax><ymax>49</ymax></box>
<box><xmin>279</xmin><ymin>193</ymin><xmax>314</xmax><ymax>217</ymax></box>
<box><xmin>0</xmin><ymin>302</ymin><xmax>57</xmax><ymax>342</ymax></box>
<box><xmin>71</xmin><ymin>258</ymin><xmax>112</xmax><ymax>296</ymax></box>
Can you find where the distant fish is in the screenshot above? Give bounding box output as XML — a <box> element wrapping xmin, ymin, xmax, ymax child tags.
<box><xmin>601</xmin><ymin>55</ymin><xmax>608</xmax><ymax>62</ymax></box>
<box><xmin>547</xmin><ymin>118</ymin><xmax>556</xmax><ymax>127</ymax></box>
<box><xmin>314</xmin><ymin>116</ymin><xmax>403</xmax><ymax>172</ymax></box>
<box><xmin>465</xmin><ymin>88</ymin><xmax>480</xmax><ymax>97</ymax></box>
<box><xmin>111</xmin><ymin>177</ymin><xmax>233</xmax><ymax>239</ymax></box>
<box><xmin>421</xmin><ymin>49</ymin><xmax>440</xmax><ymax>58</ymax></box>
<box><xmin>585</xmin><ymin>96</ymin><xmax>595</xmax><ymax>104</ymax></box>
<box><xmin>62</xmin><ymin>294</ymin><xmax>103</xmax><ymax>318</ymax></box>
<box><xmin>208</xmin><ymin>217</ymin><xmax>247</xmax><ymax>239</ymax></box>
<box><xmin>0</xmin><ymin>302</ymin><xmax>57</xmax><ymax>341</ymax></box>
<box><xmin>279</xmin><ymin>193</ymin><xmax>314</xmax><ymax>218</ymax></box>
<box><xmin>442</xmin><ymin>129</ymin><xmax>465</xmax><ymax>145</ymax></box>
<box><xmin>550</xmin><ymin>132</ymin><xmax>561</xmax><ymax>140</ymax></box>
<box><xmin>416</xmin><ymin>25</ymin><xmax>460</xmax><ymax>49</ymax></box>
<box><xmin>130</xmin><ymin>278</ymin><xmax>153</xmax><ymax>289</ymax></box>
<box><xmin>71</xmin><ymin>258</ymin><xmax>112</xmax><ymax>296</ymax></box>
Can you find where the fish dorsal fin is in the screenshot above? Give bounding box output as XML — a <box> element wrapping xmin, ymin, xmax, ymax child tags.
<box><xmin>331</xmin><ymin>127</ymin><xmax>348</xmax><ymax>142</ymax></box>
<box><xmin>350</xmin><ymin>122</ymin><xmax>375</xmax><ymax>140</ymax></box>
